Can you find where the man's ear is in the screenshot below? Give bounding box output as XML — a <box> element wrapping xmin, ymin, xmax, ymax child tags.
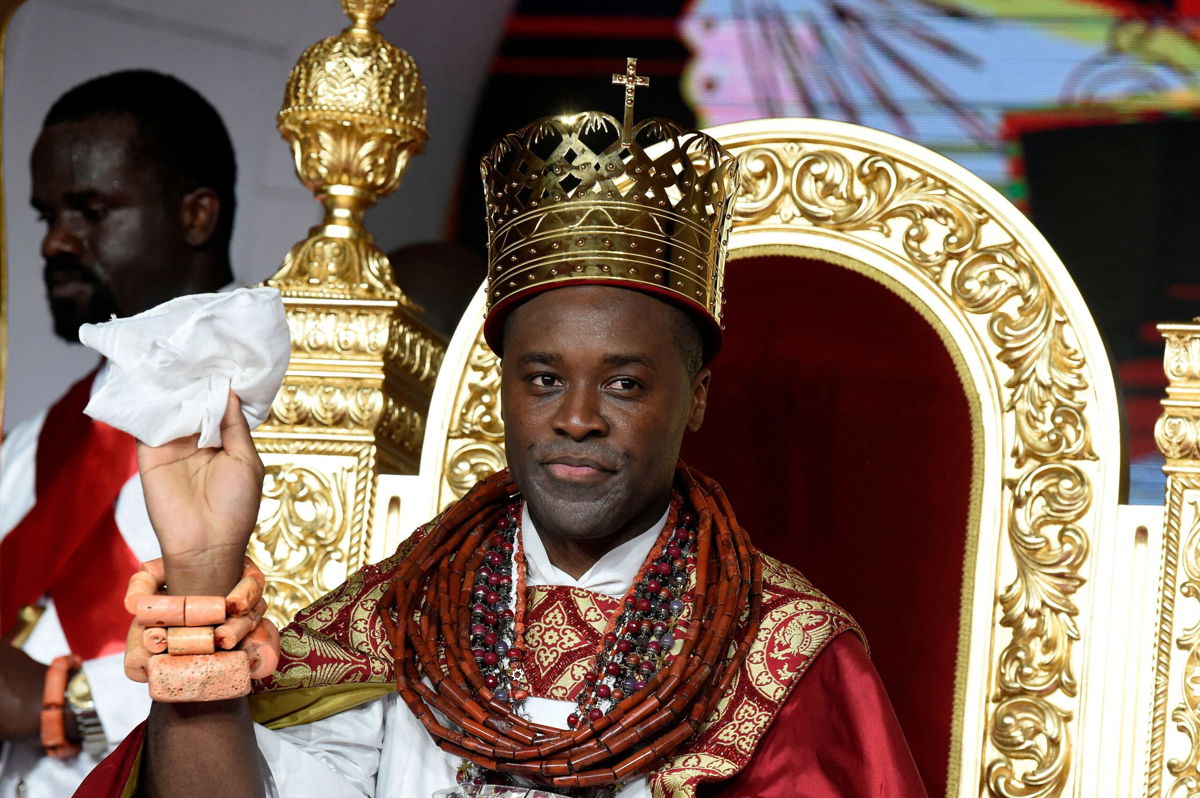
<box><xmin>180</xmin><ymin>187</ymin><xmax>220</xmax><ymax>247</ymax></box>
<box><xmin>686</xmin><ymin>368</ymin><xmax>711</xmax><ymax>432</ymax></box>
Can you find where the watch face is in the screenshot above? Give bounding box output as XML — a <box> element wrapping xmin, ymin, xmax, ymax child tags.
<box><xmin>66</xmin><ymin>671</ymin><xmax>94</xmax><ymax>710</ymax></box>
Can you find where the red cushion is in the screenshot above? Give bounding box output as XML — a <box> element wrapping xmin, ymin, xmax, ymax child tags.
<box><xmin>682</xmin><ymin>255</ymin><xmax>973</xmax><ymax>795</ymax></box>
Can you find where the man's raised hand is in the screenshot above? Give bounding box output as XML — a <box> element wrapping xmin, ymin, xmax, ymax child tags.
<box><xmin>137</xmin><ymin>391</ymin><xmax>264</xmax><ymax>596</ymax></box>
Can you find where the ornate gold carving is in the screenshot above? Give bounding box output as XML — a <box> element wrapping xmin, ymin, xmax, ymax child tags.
<box><xmin>255</xmin><ymin>463</ymin><xmax>347</xmax><ymax>627</ymax></box>
<box><xmin>1150</xmin><ymin>478</ymin><xmax>1185</xmax><ymax>796</ymax></box>
<box><xmin>718</xmin><ymin>130</ymin><xmax>1100</xmax><ymax>797</ymax></box>
<box><xmin>273</xmin><ymin>236</ymin><xmax>410</xmax><ymax>303</ymax></box>
<box><xmin>279</xmin><ymin>0</ymin><xmax>425</xmax><ymax>196</ymax></box>
<box><xmin>1151</xmin><ymin>323</ymin><xmax>1200</xmax><ymax>796</ymax></box>
<box><xmin>434</xmin><ymin>329</ymin><xmax>506</xmax><ymax>509</ymax></box>
<box><xmin>251</xmin><ymin>2</ymin><xmax>442</xmax><ymax>633</ymax></box>
<box><xmin>1169</xmin><ymin>499</ymin><xmax>1200</xmax><ymax>794</ymax></box>
<box><xmin>388</xmin><ymin>316</ymin><xmax>443</xmax><ymax>387</ymax></box>
<box><xmin>270</xmin><ymin>380</ymin><xmax>383</xmax><ymax>429</ymax></box>
<box><xmin>734</xmin><ymin>142</ymin><xmax>1093</xmax><ymax>467</ymax></box>
<box><xmin>251</xmin><ymin>441</ymin><xmax>375</xmax><ymax>631</ymax></box>
<box><xmin>1164</xmin><ymin>331</ymin><xmax>1200</xmax><ymax>385</ymax></box>
<box><xmin>272</xmin><ymin>0</ymin><xmax>426</xmax><ymax>304</ymax></box>
<box><xmin>1158</xmin><ymin>415</ymin><xmax>1200</xmax><ymax>462</ymax></box>
<box><xmin>985</xmin><ymin>463</ymin><xmax>1089</xmax><ymax>797</ymax></box>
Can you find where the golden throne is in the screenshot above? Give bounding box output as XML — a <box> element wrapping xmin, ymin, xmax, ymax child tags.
<box><xmin>243</xmin><ymin>7</ymin><xmax>1197</xmax><ymax>793</ymax></box>
<box><xmin>395</xmin><ymin>119</ymin><xmax>1142</xmax><ymax>796</ymax></box>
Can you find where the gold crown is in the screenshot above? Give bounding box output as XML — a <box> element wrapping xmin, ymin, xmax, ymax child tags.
<box><xmin>479</xmin><ymin>60</ymin><xmax>739</xmax><ymax>355</ymax></box>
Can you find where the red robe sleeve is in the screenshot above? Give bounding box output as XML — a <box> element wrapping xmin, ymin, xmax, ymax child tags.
<box><xmin>706</xmin><ymin>632</ymin><xmax>928</xmax><ymax>797</ymax></box>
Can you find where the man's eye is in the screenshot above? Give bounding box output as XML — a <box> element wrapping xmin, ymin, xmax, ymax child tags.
<box><xmin>531</xmin><ymin>374</ymin><xmax>560</xmax><ymax>388</ymax></box>
<box><xmin>82</xmin><ymin>204</ymin><xmax>109</xmax><ymax>222</ymax></box>
<box><xmin>608</xmin><ymin>378</ymin><xmax>640</xmax><ymax>391</ymax></box>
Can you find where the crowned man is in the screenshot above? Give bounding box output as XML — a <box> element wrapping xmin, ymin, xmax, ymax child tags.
<box><xmin>79</xmin><ymin>70</ymin><xmax>925</xmax><ymax>797</ymax></box>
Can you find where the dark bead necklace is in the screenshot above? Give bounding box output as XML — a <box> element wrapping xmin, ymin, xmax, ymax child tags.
<box><xmin>461</xmin><ymin>498</ymin><xmax>698</xmax><ymax>789</ymax></box>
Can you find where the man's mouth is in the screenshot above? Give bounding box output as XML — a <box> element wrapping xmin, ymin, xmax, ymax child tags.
<box><xmin>543</xmin><ymin>457</ymin><xmax>615</xmax><ymax>484</ymax></box>
<box><xmin>48</xmin><ymin>277</ymin><xmax>94</xmax><ymax>302</ymax></box>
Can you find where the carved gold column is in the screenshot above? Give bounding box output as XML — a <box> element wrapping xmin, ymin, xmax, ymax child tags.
<box><xmin>1149</xmin><ymin>322</ymin><xmax>1200</xmax><ymax>796</ymax></box>
<box><xmin>251</xmin><ymin>0</ymin><xmax>445</xmax><ymax>627</ymax></box>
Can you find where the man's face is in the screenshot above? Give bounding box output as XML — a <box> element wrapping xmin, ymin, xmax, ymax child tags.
<box><xmin>500</xmin><ymin>285</ymin><xmax>710</xmax><ymax>543</ymax></box>
<box><xmin>31</xmin><ymin>115</ymin><xmax>184</xmax><ymax>342</ymax></box>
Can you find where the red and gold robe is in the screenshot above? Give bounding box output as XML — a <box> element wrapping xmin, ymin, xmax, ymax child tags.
<box><xmin>78</xmin><ymin>480</ymin><xmax>925</xmax><ymax>797</ymax></box>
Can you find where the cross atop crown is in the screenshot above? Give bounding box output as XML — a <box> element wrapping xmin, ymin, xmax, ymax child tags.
<box><xmin>612</xmin><ymin>57</ymin><xmax>649</xmax><ymax>137</ymax></box>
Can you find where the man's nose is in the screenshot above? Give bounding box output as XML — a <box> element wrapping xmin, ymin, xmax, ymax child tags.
<box><xmin>552</xmin><ymin>385</ymin><xmax>608</xmax><ymax>441</ymax></box>
<box><xmin>41</xmin><ymin>217</ymin><xmax>84</xmax><ymax>260</ymax></box>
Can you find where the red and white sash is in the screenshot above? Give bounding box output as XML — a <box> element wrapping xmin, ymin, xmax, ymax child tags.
<box><xmin>0</xmin><ymin>368</ymin><xmax>140</xmax><ymax>659</ymax></box>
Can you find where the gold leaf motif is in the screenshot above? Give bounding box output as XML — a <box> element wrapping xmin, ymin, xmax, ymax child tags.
<box><xmin>1168</xmin><ymin>499</ymin><xmax>1200</xmax><ymax>794</ymax></box>
<box><xmin>986</xmin><ymin>696</ymin><xmax>1071</xmax><ymax>798</ymax></box>
<box><xmin>436</xmin><ymin>329</ymin><xmax>508</xmax><ymax>508</ymax></box>
<box><xmin>997</xmin><ymin>464</ymin><xmax>1090</xmax><ymax>698</ymax></box>
<box><xmin>455</xmin><ymin>339</ymin><xmax>504</xmax><ymax>440</ymax></box>
<box><xmin>446</xmin><ymin>442</ymin><xmax>506</xmax><ymax>501</ymax></box>
<box><xmin>253</xmin><ymin>464</ymin><xmax>348</xmax><ymax>629</ymax></box>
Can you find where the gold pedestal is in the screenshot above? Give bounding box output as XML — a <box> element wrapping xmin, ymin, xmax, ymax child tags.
<box><xmin>251</xmin><ymin>0</ymin><xmax>445</xmax><ymax>626</ymax></box>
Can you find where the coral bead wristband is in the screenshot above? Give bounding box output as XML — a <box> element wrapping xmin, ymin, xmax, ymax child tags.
<box><xmin>123</xmin><ymin>558</ymin><xmax>280</xmax><ymax>702</ymax></box>
<box><xmin>41</xmin><ymin>654</ymin><xmax>82</xmax><ymax>758</ymax></box>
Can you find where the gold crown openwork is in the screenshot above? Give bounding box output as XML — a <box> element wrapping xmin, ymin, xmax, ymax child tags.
<box><xmin>479</xmin><ymin>71</ymin><xmax>739</xmax><ymax>353</ymax></box>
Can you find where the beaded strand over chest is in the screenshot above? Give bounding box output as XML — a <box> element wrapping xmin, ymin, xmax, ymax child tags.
<box><xmin>467</xmin><ymin>499</ymin><xmax>697</xmax><ymax>741</ymax></box>
<box><xmin>380</xmin><ymin>469</ymin><xmax>763</xmax><ymax>792</ymax></box>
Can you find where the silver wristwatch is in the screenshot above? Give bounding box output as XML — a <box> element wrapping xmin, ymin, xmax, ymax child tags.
<box><xmin>65</xmin><ymin>670</ymin><xmax>108</xmax><ymax>757</ymax></box>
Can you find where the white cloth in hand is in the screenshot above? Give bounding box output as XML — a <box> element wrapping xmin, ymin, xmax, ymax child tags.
<box><xmin>78</xmin><ymin>286</ymin><xmax>290</xmax><ymax>447</ymax></box>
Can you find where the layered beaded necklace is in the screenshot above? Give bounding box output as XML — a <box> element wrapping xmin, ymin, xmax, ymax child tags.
<box><xmin>461</xmin><ymin>498</ymin><xmax>698</xmax><ymax>790</ymax></box>
<box><xmin>465</xmin><ymin>499</ymin><xmax>696</xmax><ymax>734</ymax></box>
<box><xmin>382</xmin><ymin>468</ymin><xmax>762</xmax><ymax>794</ymax></box>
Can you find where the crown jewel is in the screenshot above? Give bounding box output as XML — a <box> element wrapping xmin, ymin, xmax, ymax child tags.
<box><xmin>480</xmin><ymin>59</ymin><xmax>740</xmax><ymax>355</ymax></box>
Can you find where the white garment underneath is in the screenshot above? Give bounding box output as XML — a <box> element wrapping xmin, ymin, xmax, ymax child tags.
<box><xmin>256</xmin><ymin>503</ymin><xmax>669</xmax><ymax>798</ymax></box>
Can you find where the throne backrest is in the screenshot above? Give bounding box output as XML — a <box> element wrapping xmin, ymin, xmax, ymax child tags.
<box><xmin>391</xmin><ymin>118</ymin><xmax>1137</xmax><ymax>797</ymax></box>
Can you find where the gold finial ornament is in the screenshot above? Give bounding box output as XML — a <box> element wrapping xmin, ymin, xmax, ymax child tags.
<box><xmin>341</xmin><ymin>0</ymin><xmax>395</xmax><ymax>27</ymax></box>
<box><xmin>252</xmin><ymin>0</ymin><xmax>444</xmax><ymax>629</ymax></box>
<box><xmin>272</xmin><ymin>0</ymin><xmax>427</xmax><ymax>300</ymax></box>
<box><xmin>479</xmin><ymin>64</ymin><xmax>740</xmax><ymax>356</ymax></box>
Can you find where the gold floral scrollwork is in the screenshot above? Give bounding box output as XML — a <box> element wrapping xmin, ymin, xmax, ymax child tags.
<box><xmin>287</xmin><ymin>307</ymin><xmax>390</xmax><ymax>359</ymax></box>
<box><xmin>388</xmin><ymin>318</ymin><xmax>444</xmax><ymax>387</ymax></box>
<box><xmin>253</xmin><ymin>464</ymin><xmax>349</xmax><ymax>628</ymax></box>
<box><xmin>712</xmin><ymin>126</ymin><xmax>1106</xmax><ymax>796</ymax></box>
<box><xmin>267</xmin><ymin>380</ymin><xmax>384</xmax><ymax>430</ymax></box>
<box><xmin>455</xmin><ymin>339</ymin><xmax>504</xmax><ymax>440</ymax></box>
<box><xmin>1169</xmin><ymin>500</ymin><xmax>1200</xmax><ymax>795</ymax></box>
<box><xmin>987</xmin><ymin>696</ymin><xmax>1071</xmax><ymax>798</ymax></box>
<box><xmin>985</xmin><ymin>463</ymin><xmax>1089</xmax><ymax>797</ymax></box>
<box><xmin>1165</xmin><ymin>333</ymin><xmax>1200</xmax><ymax>386</ymax></box>
<box><xmin>433</xmin><ymin>327</ymin><xmax>507</xmax><ymax>509</ymax></box>
<box><xmin>951</xmin><ymin>247</ymin><xmax>1092</xmax><ymax>465</ymax></box>
<box><xmin>446</xmin><ymin>442</ymin><xmax>506</xmax><ymax>500</ymax></box>
<box><xmin>1158</xmin><ymin>415</ymin><xmax>1200</xmax><ymax>462</ymax></box>
<box><xmin>272</xmin><ymin>233</ymin><xmax>410</xmax><ymax>302</ymax></box>
<box><xmin>733</xmin><ymin>146</ymin><xmax>789</xmax><ymax>224</ymax></box>
<box><xmin>790</xmin><ymin>149</ymin><xmax>897</xmax><ymax>229</ymax></box>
